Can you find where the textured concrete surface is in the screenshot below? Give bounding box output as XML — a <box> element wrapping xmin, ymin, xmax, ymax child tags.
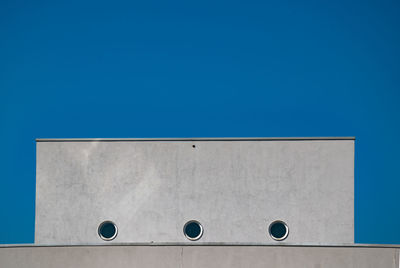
<box><xmin>36</xmin><ymin>138</ymin><xmax>354</xmax><ymax>245</ymax></box>
<box><xmin>0</xmin><ymin>245</ymin><xmax>397</xmax><ymax>268</ymax></box>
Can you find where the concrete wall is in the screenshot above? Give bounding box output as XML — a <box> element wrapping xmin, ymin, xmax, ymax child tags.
<box><xmin>35</xmin><ymin>138</ymin><xmax>354</xmax><ymax>245</ymax></box>
<box><xmin>0</xmin><ymin>245</ymin><xmax>398</xmax><ymax>268</ymax></box>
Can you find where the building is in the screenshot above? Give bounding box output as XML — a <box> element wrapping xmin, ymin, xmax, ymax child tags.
<box><xmin>0</xmin><ymin>138</ymin><xmax>399</xmax><ymax>267</ymax></box>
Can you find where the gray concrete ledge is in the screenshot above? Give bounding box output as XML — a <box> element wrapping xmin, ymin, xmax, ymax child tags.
<box><xmin>0</xmin><ymin>245</ymin><xmax>397</xmax><ymax>268</ymax></box>
<box><xmin>1</xmin><ymin>243</ymin><xmax>400</xmax><ymax>248</ymax></box>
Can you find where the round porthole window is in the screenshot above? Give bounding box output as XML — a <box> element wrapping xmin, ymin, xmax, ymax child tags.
<box><xmin>98</xmin><ymin>221</ymin><xmax>118</xmax><ymax>241</ymax></box>
<box><xmin>268</xmin><ymin>220</ymin><xmax>289</xmax><ymax>241</ymax></box>
<box><xmin>183</xmin><ymin>220</ymin><xmax>203</xmax><ymax>241</ymax></box>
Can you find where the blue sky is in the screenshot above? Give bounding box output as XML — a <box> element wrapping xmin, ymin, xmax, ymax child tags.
<box><xmin>0</xmin><ymin>0</ymin><xmax>399</xmax><ymax>244</ymax></box>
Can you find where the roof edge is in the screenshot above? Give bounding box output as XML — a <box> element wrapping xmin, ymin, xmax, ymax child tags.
<box><xmin>36</xmin><ymin>137</ymin><xmax>356</xmax><ymax>142</ymax></box>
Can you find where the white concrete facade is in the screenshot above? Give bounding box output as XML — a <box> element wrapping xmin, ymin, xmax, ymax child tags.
<box><xmin>35</xmin><ymin>138</ymin><xmax>354</xmax><ymax>245</ymax></box>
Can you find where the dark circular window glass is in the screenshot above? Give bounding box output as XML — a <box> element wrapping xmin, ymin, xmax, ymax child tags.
<box><xmin>98</xmin><ymin>221</ymin><xmax>118</xmax><ymax>241</ymax></box>
<box><xmin>268</xmin><ymin>220</ymin><xmax>289</xmax><ymax>241</ymax></box>
<box><xmin>183</xmin><ymin>220</ymin><xmax>203</xmax><ymax>241</ymax></box>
